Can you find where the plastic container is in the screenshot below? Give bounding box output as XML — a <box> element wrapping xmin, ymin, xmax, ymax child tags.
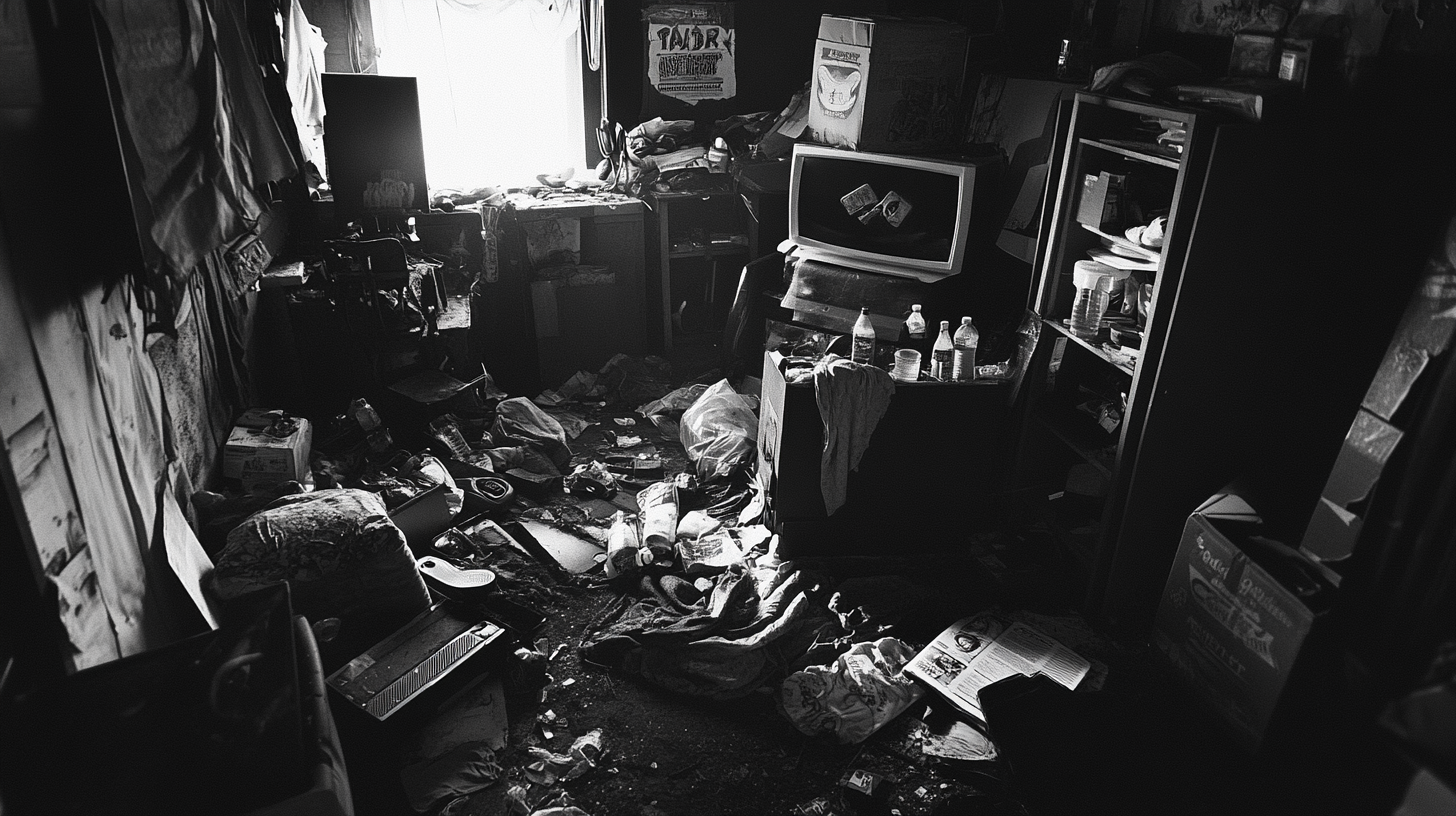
<box><xmin>851</xmin><ymin>307</ymin><xmax>876</xmax><ymax>365</ymax></box>
<box><xmin>952</xmin><ymin>317</ymin><xmax>979</xmax><ymax>382</ymax></box>
<box><xmin>892</xmin><ymin>348</ymin><xmax>920</xmax><ymax>382</ymax></box>
<box><xmin>905</xmin><ymin>304</ymin><xmax>926</xmax><ymax>340</ymax></box>
<box><xmin>1068</xmin><ymin>260</ymin><xmax>1130</xmax><ymax>340</ymax></box>
<box><xmin>929</xmin><ymin>321</ymin><xmax>953</xmax><ymax>380</ymax></box>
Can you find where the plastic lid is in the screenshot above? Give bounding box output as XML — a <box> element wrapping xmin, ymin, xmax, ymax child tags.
<box><xmin>1073</xmin><ymin>259</ymin><xmax>1130</xmax><ymax>290</ymax></box>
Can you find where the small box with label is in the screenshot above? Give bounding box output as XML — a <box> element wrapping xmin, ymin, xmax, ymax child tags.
<box><xmin>806</xmin><ymin>14</ymin><xmax>971</xmax><ymax>153</ymax></box>
<box><xmin>223</xmin><ymin>415</ymin><xmax>313</xmax><ymax>489</ymax></box>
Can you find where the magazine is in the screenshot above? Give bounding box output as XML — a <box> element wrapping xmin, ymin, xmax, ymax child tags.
<box><xmin>904</xmin><ymin>611</ymin><xmax>1092</xmax><ymax>723</ymax></box>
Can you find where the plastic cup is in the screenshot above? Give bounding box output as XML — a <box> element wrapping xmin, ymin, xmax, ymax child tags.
<box><xmin>892</xmin><ymin>349</ymin><xmax>920</xmax><ymax>382</ymax></box>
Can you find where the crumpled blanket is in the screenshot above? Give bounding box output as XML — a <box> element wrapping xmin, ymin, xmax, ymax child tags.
<box><xmin>581</xmin><ymin>564</ymin><xmax>838</xmax><ymax>699</ymax></box>
<box><xmin>813</xmin><ymin>355</ymin><xmax>895</xmax><ymax>515</ymax></box>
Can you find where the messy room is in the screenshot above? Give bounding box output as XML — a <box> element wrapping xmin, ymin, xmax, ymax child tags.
<box><xmin>2</xmin><ymin>1</ymin><xmax>1455</xmax><ymax>814</ymax></box>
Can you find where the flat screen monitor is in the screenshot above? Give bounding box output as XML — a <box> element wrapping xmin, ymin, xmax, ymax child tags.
<box><xmin>320</xmin><ymin>73</ymin><xmax>429</xmax><ymax>220</ymax></box>
<box><xmin>785</xmin><ymin>144</ymin><xmax>989</xmax><ymax>282</ymax></box>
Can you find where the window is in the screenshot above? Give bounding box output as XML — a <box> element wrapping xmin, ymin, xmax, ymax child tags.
<box><xmin>369</xmin><ymin>0</ymin><xmax>588</xmax><ymax>191</ymax></box>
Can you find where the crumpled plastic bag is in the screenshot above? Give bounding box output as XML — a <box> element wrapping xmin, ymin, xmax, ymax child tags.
<box><xmin>679</xmin><ymin>380</ymin><xmax>758</xmax><ymax>482</ymax></box>
<box><xmin>523</xmin><ymin>729</ymin><xmax>606</xmax><ymax>785</ymax></box>
<box><xmin>638</xmin><ymin>383</ymin><xmax>708</xmax><ymax>418</ymax></box>
<box><xmin>776</xmin><ymin>637</ymin><xmax>925</xmax><ymax>744</ymax></box>
<box><xmin>493</xmin><ymin>397</ymin><xmax>572</xmax><ymax>470</ymax></box>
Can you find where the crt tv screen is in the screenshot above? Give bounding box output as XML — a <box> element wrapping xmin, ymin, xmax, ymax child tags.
<box><xmin>786</xmin><ymin>144</ymin><xmax>988</xmax><ymax>282</ymax></box>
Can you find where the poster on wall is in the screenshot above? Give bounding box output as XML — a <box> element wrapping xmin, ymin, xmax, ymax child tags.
<box><xmin>644</xmin><ymin>3</ymin><xmax>736</xmax><ymax>104</ymax></box>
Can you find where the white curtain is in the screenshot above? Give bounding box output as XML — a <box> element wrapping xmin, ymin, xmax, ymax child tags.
<box><xmin>370</xmin><ymin>0</ymin><xmax>585</xmax><ymax>190</ymax></box>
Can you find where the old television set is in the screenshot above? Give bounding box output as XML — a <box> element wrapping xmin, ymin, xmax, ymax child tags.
<box><xmin>782</xmin><ymin>144</ymin><xmax>994</xmax><ymax>282</ymax></box>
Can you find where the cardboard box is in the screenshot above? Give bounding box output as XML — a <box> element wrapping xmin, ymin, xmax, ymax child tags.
<box><xmin>223</xmin><ymin>417</ymin><xmax>312</xmax><ymax>489</ymax></box>
<box><xmin>1075</xmin><ymin>171</ymin><xmax>1126</xmax><ymax>233</ymax></box>
<box><xmin>1153</xmin><ymin>491</ymin><xmax>1334</xmax><ymax>754</ymax></box>
<box><xmin>806</xmin><ymin>15</ymin><xmax>970</xmax><ymax>153</ymax></box>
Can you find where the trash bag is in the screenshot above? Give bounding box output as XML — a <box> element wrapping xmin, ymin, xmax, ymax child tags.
<box><xmin>679</xmin><ymin>380</ymin><xmax>758</xmax><ymax>482</ymax></box>
<box><xmin>777</xmin><ymin>637</ymin><xmax>925</xmax><ymax>744</ymax></box>
<box><xmin>493</xmin><ymin>397</ymin><xmax>572</xmax><ymax>471</ymax></box>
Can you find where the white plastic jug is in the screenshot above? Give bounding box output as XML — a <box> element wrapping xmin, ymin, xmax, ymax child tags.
<box><xmin>1069</xmin><ymin>260</ymin><xmax>1130</xmax><ymax>340</ymax></box>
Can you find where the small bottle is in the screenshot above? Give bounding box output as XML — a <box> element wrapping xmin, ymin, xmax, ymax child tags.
<box><xmin>851</xmin><ymin>307</ymin><xmax>876</xmax><ymax>365</ymax></box>
<box><xmin>603</xmin><ymin>511</ymin><xmax>645</xmax><ymax>578</ymax></box>
<box><xmin>905</xmin><ymin>304</ymin><xmax>926</xmax><ymax>341</ymax></box>
<box><xmin>930</xmin><ymin>320</ymin><xmax>953</xmax><ymax>380</ymax></box>
<box><xmin>952</xmin><ymin>316</ymin><xmax>979</xmax><ymax>382</ymax></box>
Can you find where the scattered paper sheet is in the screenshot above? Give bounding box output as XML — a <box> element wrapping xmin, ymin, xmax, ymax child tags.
<box><xmin>905</xmin><ymin>612</ymin><xmax>1092</xmax><ymax>723</ymax></box>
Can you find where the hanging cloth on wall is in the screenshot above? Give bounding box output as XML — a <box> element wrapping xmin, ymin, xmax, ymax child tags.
<box><xmin>94</xmin><ymin>0</ymin><xmax>297</xmax><ymax>326</ymax></box>
<box><xmin>283</xmin><ymin>0</ymin><xmax>329</xmax><ymax>173</ymax></box>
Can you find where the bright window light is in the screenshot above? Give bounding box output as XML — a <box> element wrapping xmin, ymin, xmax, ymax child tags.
<box><xmin>369</xmin><ymin>0</ymin><xmax>586</xmax><ymax>192</ymax></box>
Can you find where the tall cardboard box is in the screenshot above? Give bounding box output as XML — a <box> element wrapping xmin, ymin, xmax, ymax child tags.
<box><xmin>806</xmin><ymin>15</ymin><xmax>970</xmax><ymax>154</ymax></box>
<box><xmin>1152</xmin><ymin>491</ymin><xmax>1335</xmax><ymax>754</ymax></box>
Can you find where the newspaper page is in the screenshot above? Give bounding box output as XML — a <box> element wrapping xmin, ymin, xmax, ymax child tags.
<box><xmin>905</xmin><ymin>612</ymin><xmax>1092</xmax><ymax>722</ymax></box>
<box><xmin>645</xmin><ymin>4</ymin><xmax>736</xmax><ymax>104</ymax></box>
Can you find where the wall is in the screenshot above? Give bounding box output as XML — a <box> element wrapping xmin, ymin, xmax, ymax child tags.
<box><xmin>0</xmin><ymin>1</ymin><xmax>291</xmax><ymax>675</ymax></box>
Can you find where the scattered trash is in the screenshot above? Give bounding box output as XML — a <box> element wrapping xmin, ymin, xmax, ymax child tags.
<box><xmin>517</xmin><ymin>519</ymin><xmax>606</xmax><ymax>574</ymax></box>
<box><xmin>525</xmin><ymin>728</ymin><xmax>608</xmax><ymax>785</ymax></box>
<box><xmin>792</xmin><ymin>796</ymin><xmax>837</xmax><ymax>816</ymax></box>
<box><xmin>839</xmin><ymin>769</ymin><xmax>893</xmax><ymax>812</ymax></box>
<box><xmin>637</xmin><ymin>480</ymin><xmax>679</xmax><ymax>563</ymax></box>
<box><xmin>564</xmin><ymin>461</ymin><xmax>617</xmax><ymax>499</ymax></box>
<box><xmin>778</xmin><ymin>638</ymin><xmax>926</xmax><ymax>743</ymax></box>
<box><xmin>679</xmin><ymin>380</ymin><xmax>758</xmax><ymax>482</ymax></box>
<box><xmin>677</xmin><ymin>530</ymin><xmax>744</xmax><ymax>576</ymax></box>
<box><xmin>535</xmin><ymin>370</ymin><xmax>606</xmax><ymax>407</ymax></box>
<box><xmin>637</xmin><ymin>383</ymin><xmax>708</xmax><ymax>418</ymax></box>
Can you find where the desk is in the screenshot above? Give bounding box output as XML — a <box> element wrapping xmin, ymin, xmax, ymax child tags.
<box><xmin>475</xmin><ymin>193</ymin><xmax>647</xmax><ymax>395</ymax></box>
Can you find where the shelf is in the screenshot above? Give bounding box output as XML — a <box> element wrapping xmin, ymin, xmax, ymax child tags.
<box><xmin>1081</xmin><ymin>137</ymin><xmax>1182</xmax><ymax>169</ymax></box>
<box><xmin>1033</xmin><ymin>406</ymin><xmax>1116</xmax><ymax>480</ymax></box>
<box><xmin>668</xmin><ymin>243</ymin><xmax>751</xmax><ymax>260</ymax></box>
<box><xmin>1044</xmin><ymin>318</ymin><xmax>1138</xmax><ymax>376</ymax></box>
<box><xmin>1079</xmin><ymin>224</ymin><xmax>1162</xmax><ymax>263</ymax></box>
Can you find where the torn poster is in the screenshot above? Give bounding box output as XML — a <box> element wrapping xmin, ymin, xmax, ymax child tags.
<box><xmin>645</xmin><ymin>4</ymin><xmax>736</xmax><ymax>104</ymax></box>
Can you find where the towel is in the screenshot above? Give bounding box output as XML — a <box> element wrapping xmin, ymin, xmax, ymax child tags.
<box><xmin>813</xmin><ymin>355</ymin><xmax>896</xmax><ymax>515</ymax></box>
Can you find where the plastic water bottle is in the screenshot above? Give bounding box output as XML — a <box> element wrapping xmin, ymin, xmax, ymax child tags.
<box><xmin>1068</xmin><ymin>260</ymin><xmax>1128</xmax><ymax>340</ymax></box>
<box><xmin>851</xmin><ymin>307</ymin><xmax>876</xmax><ymax>365</ymax></box>
<box><xmin>952</xmin><ymin>316</ymin><xmax>979</xmax><ymax>381</ymax></box>
<box><xmin>930</xmin><ymin>320</ymin><xmax>953</xmax><ymax>380</ymax></box>
<box><xmin>905</xmin><ymin>304</ymin><xmax>926</xmax><ymax>341</ymax></box>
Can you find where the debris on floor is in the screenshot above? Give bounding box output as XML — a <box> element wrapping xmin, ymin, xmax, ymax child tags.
<box><xmin>197</xmin><ymin>355</ymin><xmax>1177</xmax><ymax>816</ymax></box>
